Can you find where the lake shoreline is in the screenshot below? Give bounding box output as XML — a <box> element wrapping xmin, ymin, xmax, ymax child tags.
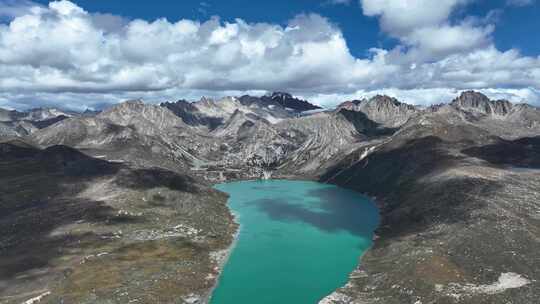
<box><xmin>208</xmin><ymin>179</ymin><xmax>379</xmax><ymax>304</ymax></box>
<box><xmin>203</xmin><ymin>198</ymin><xmax>241</xmax><ymax>304</ymax></box>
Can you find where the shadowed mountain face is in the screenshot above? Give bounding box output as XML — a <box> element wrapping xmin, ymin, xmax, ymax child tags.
<box><xmin>319</xmin><ymin>92</ymin><xmax>540</xmax><ymax>304</ymax></box>
<box><xmin>28</xmin><ymin>101</ymin><xmax>214</xmax><ymax>173</ymax></box>
<box><xmin>0</xmin><ymin>108</ymin><xmax>25</xmax><ymax>122</ymax></box>
<box><xmin>0</xmin><ymin>141</ymin><xmax>235</xmax><ymax>304</ymax></box>
<box><xmin>336</xmin><ymin>95</ymin><xmax>419</xmax><ymax>128</ymax></box>
<box><xmin>23</xmin><ymin>93</ymin><xmax>376</xmax><ymax>180</ymax></box>
<box><xmin>260</xmin><ymin>92</ymin><xmax>321</xmax><ymax>112</ymax></box>
<box><xmin>1</xmin><ymin>90</ymin><xmax>540</xmax><ymax>304</ymax></box>
<box><xmin>162</xmin><ymin>93</ymin><xmax>321</xmax><ymax>131</ymax></box>
<box><xmin>450</xmin><ymin>91</ymin><xmax>513</xmax><ymax>116</ymax></box>
<box><xmin>463</xmin><ymin>136</ymin><xmax>540</xmax><ymax>168</ymax></box>
<box><xmin>337</xmin><ymin>109</ymin><xmax>397</xmax><ymax>136</ymax></box>
<box><xmin>161</xmin><ymin>99</ymin><xmax>223</xmax><ymax>130</ymax></box>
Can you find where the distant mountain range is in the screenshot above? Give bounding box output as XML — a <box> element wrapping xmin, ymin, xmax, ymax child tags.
<box><xmin>0</xmin><ymin>107</ymin><xmax>99</xmax><ymax>137</ymax></box>
<box><xmin>1</xmin><ymin>90</ymin><xmax>539</xmax><ymax>303</ymax></box>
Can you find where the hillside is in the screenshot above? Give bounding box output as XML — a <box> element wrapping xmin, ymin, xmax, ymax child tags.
<box><xmin>1</xmin><ymin>91</ymin><xmax>539</xmax><ymax>304</ymax></box>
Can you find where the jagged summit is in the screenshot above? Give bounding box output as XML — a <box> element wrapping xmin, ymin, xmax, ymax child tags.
<box><xmin>122</xmin><ymin>99</ymin><xmax>145</xmax><ymax>105</ymax></box>
<box><xmin>451</xmin><ymin>91</ymin><xmax>513</xmax><ymax>116</ymax></box>
<box><xmin>4</xmin><ymin>88</ymin><xmax>540</xmax><ymax>303</ymax></box>
<box><xmin>0</xmin><ymin>107</ymin><xmax>71</xmax><ymax>122</ymax></box>
<box><xmin>336</xmin><ymin>99</ymin><xmax>365</xmax><ymax>111</ymax></box>
<box><xmin>267</xmin><ymin>91</ymin><xmax>292</xmax><ymax>98</ymax></box>
<box><xmin>336</xmin><ymin>95</ymin><xmax>418</xmax><ymax>128</ymax></box>
<box><xmin>370</xmin><ymin>95</ymin><xmax>406</xmax><ymax>106</ymax></box>
<box><xmin>97</xmin><ymin>99</ymin><xmax>188</xmax><ymax>134</ymax></box>
<box><xmin>161</xmin><ymin>99</ymin><xmax>223</xmax><ymax>130</ymax></box>
<box><xmin>0</xmin><ymin>107</ymin><xmax>75</xmax><ymax>137</ymax></box>
<box><xmin>263</xmin><ymin>92</ymin><xmax>321</xmax><ymax>112</ymax></box>
<box><xmin>0</xmin><ymin>108</ymin><xmax>25</xmax><ymax>122</ymax></box>
<box><xmin>82</xmin><ymin>108</ymin><xmax>100</xmax><ymax>117</ymax></box>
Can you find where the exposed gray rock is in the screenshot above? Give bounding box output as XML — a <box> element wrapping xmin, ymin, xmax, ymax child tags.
<box><xmin>21</xmin><ymin>107</ymin><xmax>74</xmax><ymax>121</ymax></box>
<box><xmin>260</xmin><ymin>92</ymin><xmax>321</xmax><ymax>112</ymax></box>
<box><xmin>0</xmin><ymin>107</ymin><xmax>73</xmax><ymax>137</ymax></box>
<box><xmin>320</xmin><ymin>96</ymin><xmax>540</xmax><ymax>303</ymax></box>
<box><xmin>29</xmin><ymin>101</ymin><xmax>211</xmax><ymax>173</ymax></box>
<box><xmin>450</xmin><ymin>91</ymin><xmax>512</xmax><ymax>116</ymax></box>
<box><xmin>337</xmin><ymin>95</ymin><xmax>419</xmax><ymax>128</ymax></box>
<box><xmin>0</xmin><ymin>120</ymin><xmax>38</xmax><ymax>137</ymax></box>
<box><xmin>3</xmin><ymin>90</ymin><xmax>540</xmax><ymax>304</ymax></box>
<box><xmin>161</xmin><ymin>99</ymin><xmax>224</xmax><ymax>130</ymax></box>
<box><xmin>0</xmin><ymin>108</ymin><xmax>25</xmax><ymax>122</ymax></box>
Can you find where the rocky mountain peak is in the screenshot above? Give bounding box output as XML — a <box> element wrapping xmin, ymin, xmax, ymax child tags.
<box><xmin>336</xmin><ymin>101</ymin><xmax>357</xmax><ymax>111</ymax></box>
<box><xmin>160</xmin><ymin>99</ymin><xmax>223</xmax><ymax>130</ymax></box>
<box><xmin>454</xmin><ymin>90</ymin><xmax>490</xmax><ymax>103</ymax></box>
<box><xmin>263</xmin><ymin>92</ymin><xmax>321</xmax><ymax>112</ymax></box>
<box><xmin>82</xmin><ymin>109</ymin><xmax>101</xmax><ymax>117</ymax></box>
<box><xmin>270</xmin><ymin>92</ymin><xmax>293</xmax><ymax>100</ymax></box>
<box><xmin>335</xmin><ymin>96</ymin><xmax>418</xmax><ymax>128</ymax></box>
<box><xmin>98</xmin><ymin>100</ymin><xmax>146</xmax><ymax>116</ymax></box>
<box><xmin>162</xmin><ymin>99</ymin><xmax>197</xmax><ymax>112</ymax></box>
<box><xmin>198</xmin><ymin>96</ymin><xmax>214</xmax><ymax>105</ymax></box>
<box><xmin>98</xmin><ymin>100</ymin><xmax>145</xmax><ymax>113</ymax></box>
<box><xmin>336</xmin><ymin>100</ymin><xmax>365</xmax><ymax>111</ymax></box>
<box><xmin>492</xmin><ymin>99</ymin><xmax>513</xmax><ymax>115</ymax></box>
<box><xmin>451</xmin><ymin>91</ymin><xmax>513</xmax><ymax>116</ymax></box>
<box><xmin>123</xmin><ymin>99</ymin><xmax>145</xmax><ymax>106</ymax></box>
<box><xmin>451</xmin><ymin>91</ymin><xmax>491</xmax><ymax>110</ymax></box>
<box><xmin>0</xmin><ymin>108</ymin><xmax>24</xmax><ymax>122</ymax></box>
<box><xmin>0</xmin><ymin>106</ymin><xmax>74</xmax><ymax>137</ymax></box>
<box><xmin>369</xmin><ymin>95</ymin><xmax>406</xmax><ymax>108</ymax></box>
<box><xmin>97</xmin><ymin>99</ymin><xmax>187</xmax><ymax>134</ymax></box>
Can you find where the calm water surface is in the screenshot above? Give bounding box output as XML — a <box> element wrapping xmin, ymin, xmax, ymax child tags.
<box><xmin>210</xmin><ymin>180</ymin><xmax>379</xmax><ymax>304</ymax></box>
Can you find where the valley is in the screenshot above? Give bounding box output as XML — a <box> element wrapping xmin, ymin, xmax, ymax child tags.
<box><xmin>1</xmin><ymin>91</ymin><xmax>539</xmax><ymax>303</ymax></box>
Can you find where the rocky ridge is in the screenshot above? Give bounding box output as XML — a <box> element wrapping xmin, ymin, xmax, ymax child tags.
<box><xmin>0</xmin><ymin>107</ymin><xmax>77</xmax><ymax>137</ymax></box>
<box><xmin>319</xmin><ymin>92</ymin><xmax>540</xmax><ymax>304</ymax></box>
<box><xmin>1</xmin><ymin>91</ymin><xmax>540</xmax><ymax>304</ymax></box>
<box><xmin>261</xmin><ymin>92</ymin><xmax>321</xmax><ymax>112</ymax></box>
<box><xmin>337</xmin><ymin>95</ymin><xmax>419</xmax><ymax>128</ymax></box>
<box><xmin>0</xmin><ymin>140</ymin><xmax>235</xmax><ymax>304</ymax></box>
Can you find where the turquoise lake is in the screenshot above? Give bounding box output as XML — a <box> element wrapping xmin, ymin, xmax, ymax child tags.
<box><xmin>210</xmin><ymin>180</ymin><xmax>379</xmax><ymax>304</ymax></box>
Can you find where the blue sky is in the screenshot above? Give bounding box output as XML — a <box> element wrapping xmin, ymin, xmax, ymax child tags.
<box><xmin>0</xmin><ymin>0</ymin><xmax>539</xmax><ymax>110</ymax></box>
<box><xmin>30</xmin><ymin>0</ymin><xmax>540</xmax><ymax>57</ymax></box>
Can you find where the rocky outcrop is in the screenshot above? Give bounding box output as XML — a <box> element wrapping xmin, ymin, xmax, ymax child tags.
<box><xmin>451</xmin><ymin>91</ymin><xmax>513</xmax><ymax>116</ymax></box>
<box><xmin>3</xmin><ymin>90</ymin><xmax>540</xmax><ymax>304</ymax></box>
<box><xmin>21</xmin><ymin>107</ymin><xmax>74</xmax><ymax>121</ymax></box>
<box><xmin>161</xmin><ymin>99</ymin><xmax>223</xmax><ymax>130</ymax></box>
<box><xmin>260</xmin><ymin>92</ymin><xmax>321</xmax><ymax>112</ymax></box>
<box><xmin>97</xmin><ymin>100</ymin><xmax>188</xmax><ymax>134</ymax></box>
<box><xmin>320</xmin><ymin>98</ymin><xmax>540</xmax><ymax>304</ymax></box>
<box><xmin>0</xmin><ymin>120</ymin><xmax>38</xmax><ymax>137</ymax></box>
<box><xmin>0</xmin><ymin>108</ymin><xmax>25</xmax><ymax>122</ymax></box>
<box><xmin>0</xmin><ymin>107</ymin><xmax>72</xmax><ymax>137</ymax></box>
<box><xmin>29</xmin><ymin>100</ymin><xmax>210</xmax><ymax>173</ymax></box>
<box><xmin>337</xmin><ymin>95</ymin><xmax>419</xmax><ymax>128</ymax></box>
<box><xmin>437</xmin><ymin>92</ymin><xmax>540</xmax><ymax>139</ymax></box>
<box><xmin>275</xmin><ymin>112</ymin><xmax>370</xmax><ymax>175</ymax></box>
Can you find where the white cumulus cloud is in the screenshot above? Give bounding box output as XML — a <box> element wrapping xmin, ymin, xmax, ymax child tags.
<box><xmin>0</xmin><ymin>0</ymin><xmax>538</xmax><ymax>110</ymax></box>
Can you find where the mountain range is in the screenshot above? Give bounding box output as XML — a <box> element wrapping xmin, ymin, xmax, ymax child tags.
<box><xmin>1</xmin><ymin>91</ymin><xmax>539</xmax><ymax>303</ymax></box>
